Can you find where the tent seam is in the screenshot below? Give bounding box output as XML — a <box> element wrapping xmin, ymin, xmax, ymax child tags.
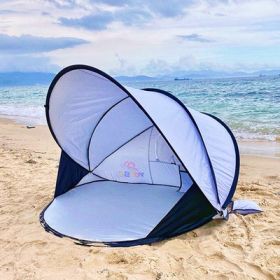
<box><xmin>203</xmin><ymin>113</ymin><xmax>240</xmax><ymax>208</ymax></box>
<box><xmin>87</xmin><ymin>96</ymin><xmax>129</xmax><ymax>170</ymax></box>
<box><xmin>91</xmin><ymin>125</ymin><xmax>154</xmax><ymax>173</ymax></box>
<box><xmin>148</xmin><ymin>127</ymin><xmax>154</xmax><ymax>184</ymax></box>
<box><xmin>90</xmin><ymin>173</ymin><xmax>180</xmax><ymax>189</ymax></box>
<box><xmin>142</xmin><ymin>88</ymin><xmax>221</xmax><ymax>207</ymax></box>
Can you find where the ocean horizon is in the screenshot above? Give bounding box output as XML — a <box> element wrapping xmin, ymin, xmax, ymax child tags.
<box><xmin>0</xmin><ymin>75</ymin><xmax>279</xmax><ymax>142</ymax></box>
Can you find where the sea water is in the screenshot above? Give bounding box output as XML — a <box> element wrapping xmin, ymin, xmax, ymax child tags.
<box><xmin>0</xmin><ymin>76</ymin><xmax>279</xmax><ymax>142</ymax></box>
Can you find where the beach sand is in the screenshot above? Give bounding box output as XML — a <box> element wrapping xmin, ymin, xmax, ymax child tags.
<box><xmin>0</xmin><ymin>118</ymin><xmax>279</xmax><ymax>280</ymax></box>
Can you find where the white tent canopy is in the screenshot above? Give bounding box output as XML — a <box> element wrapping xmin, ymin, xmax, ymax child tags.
<box><xmin>40</xmin><ymin>65</ymin><xmax>260</xmax><ymax>246</ymax></box>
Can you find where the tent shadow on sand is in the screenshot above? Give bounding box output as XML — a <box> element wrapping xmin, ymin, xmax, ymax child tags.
<box><xmin>152</xmin><ymin>219</ymin><xmax>224</xmax><ymax>248</ymax></box>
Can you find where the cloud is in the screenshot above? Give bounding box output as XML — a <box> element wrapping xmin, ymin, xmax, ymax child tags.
<box><xmin>52</xmin><ymin>0</ymin><xmax>194</xmax><ymax>17</ymax></box>
<box><xmin>58</xmin><ymin>0</ymin><xmax>195</xmax><ymax>30</ymax></box>
<box><xmin>59</xmin><ymin>12</ymin><xmax>114</xmax><ymax>30</ymax></box>
<box><xmin>245</xmin><ymin>19</ymin><xmax>280</xmax><ymax>32</ymax></box>
<box><xmin>0</xmin><ymin>9</ymin><xmax>17</xmax><ymax>15</ymax></box>
<box><xmin>141</xmin><ymin>56</ymin><xmax>199</xmax><ymax>76</ymax></box>
<box><xmin>0</xmin><ymin>34</ymin><xmax>89</xmax><ymax>54</ymax></box>
<box><xmin>1</xmin><ymin>0</ymin><xmax>280</xmax><ymax>73</ymax></box>
<box><xmin>45</xmin><ymin>0</ymin><xmax>77</xmax><ymax>9</ymax></box>
<box><xmin>177</xmin><ymin>33</ymin><xmax>214</xmax><ymax>43</ymax></box>
<box><xmin>110</xmin><ymin>53</ymin><xmax>136</xmax><ymax>75</ymax></box>
<box><xmin>93</xmin><ymin>1</ymin><xmax>194</xmax><ymax>17</ymax></box>
<box><xmin>110</xmin><ymin>55</ymin><xmax>200</xmax><ymax>76</ymax></box>
<box><xmin>114</xmin><ymin>8</ymin><xmax>152</xmax><ymax>26</ymax></box>
<box><xmin>59</xmin><ymin>7</ymin><xmax>152</xmax><ymax>30</ymax></box>
<box><xmin>144</xmin><ymin>1</ymin><xmax>194</xmax><ymax>18</ymax></box>
<box><xmin>92</xmin><ymin>0</ymin><xmax>130</xmax><ymax>6</ymax></box>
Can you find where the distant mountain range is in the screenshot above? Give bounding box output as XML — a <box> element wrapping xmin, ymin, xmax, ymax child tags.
<box><xmin>0</xmin><ymin>69</ymin><xmax>279</xmax><ymax>86</ymax></box>
<box><xmin>116</xmin><ymin>69</ymin><xmax>280</xmax><ymax>81</ymax></box>
<box><xmin>164</xmin><ymin>69</ymin><xmax>280</xmax><ymax>80</ymax></box>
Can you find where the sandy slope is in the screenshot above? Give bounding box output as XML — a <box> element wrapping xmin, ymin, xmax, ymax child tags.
<box><xmin>0</xmin><ymin>118</ymin><xmax>279</xmax><ymax>280</ymax></box>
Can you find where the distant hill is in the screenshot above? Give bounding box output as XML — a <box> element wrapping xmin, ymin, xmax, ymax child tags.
<box><xmin>0</xmin><ymin>69</ymin><xmax>279</xmax><ymax>86</ymax></box>
<box><xmin>0</xmin><ymin>72</ymin><xmax>55</xmax><ymax>86</ymax></box>
<box><xmin>116</xmin><ymin>70</ymin><xmax>280</xmax><ymax>81</ymax></box>
<box><xmin>0</xmin><ymin>72</ymin><xmax>158</xmax><ymax>86</ymax></box>
<box><xmin>255</xmin><ymin>69</ymin><xmax>280</xmax><ymax>77</ymax></box>
<box><xmin>161</xmin><ymin>69</ymin><xmax>280</xmax><ymax>80</ymax></box>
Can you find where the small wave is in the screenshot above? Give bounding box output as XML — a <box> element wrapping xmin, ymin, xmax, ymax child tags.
<box><xmin>234</xmin><ymin>131</ymin><xmax>278</xmax><ymax>142</ymax></box>
<box><xmin>1</xmin><ymin>79</ymin><xmax>279</xmax><ymax>141</ymax></box>
<box><xmin>0</xmin><ymin>104</ymin><xmax>46</xmax><ymax>125</ymax></box>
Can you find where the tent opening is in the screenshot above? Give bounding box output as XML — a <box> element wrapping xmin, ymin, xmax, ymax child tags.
<box><xmin>90</xmin><ymin>123</ymin><xmax>192</xmax><ymax>190</ymax></box>
<box><xmin>43</xmin><ymin>96</ymin><xmax>197</xmax><ymax>242</ymax></box>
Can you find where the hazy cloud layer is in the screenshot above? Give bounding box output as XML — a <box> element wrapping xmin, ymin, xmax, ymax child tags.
<box><xmin>59</xmin><ymin>8</ymin><xmax>153</xmax><ymax>30</ymax></box>
<box><xmin>0</xmin><ymin>0</ymin><xmax>279</xmax><ymax>73</ymax></box>
<box><xmin>177</xmin><ymin>34</ymin><xmax>213</xmax><ymax>43</ymax></box>
<box><xmin>60</xmin><ymin>12</ymin><xmax>113</xmax><ymax>30</ymax></box>
<box><xmin>45</xmin><ymin>0</ymin><xmax>78</xmax><ymax>9</ymax></box>
<box><xmin>55</xmin><ymin>0</ymin><xmax>195</xmax><ymax>17</ymax></box>
<box><xmin>58</xmin><ymin>0</ymin><xmax>196</xmax><ymax>30</ymax></box>
<box><xmin>0</xmin><ymin>34</ymin><xmax>89</xmax><ymax>54</ymax></box>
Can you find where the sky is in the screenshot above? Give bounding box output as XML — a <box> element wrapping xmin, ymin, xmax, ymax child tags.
<box><xmin>0</xmin><ymin>0</ymin><xmax>280</xmax><ymax>76</ymax></box>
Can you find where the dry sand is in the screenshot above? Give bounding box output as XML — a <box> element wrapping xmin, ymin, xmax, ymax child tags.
<box><xmin>0</xmin><ymin>118</ymin><xmax>279</xmax><ymax>280</ymax></box>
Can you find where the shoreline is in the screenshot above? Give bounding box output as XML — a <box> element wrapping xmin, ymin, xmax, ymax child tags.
<box><xmin>1</xmin><ymin>116</ymin><xmax>279</xmax><ymax>159</ymax></box>
<box><xmin>238</xmin><ymin>140</ymin><xmax>280</xmax><ymax>159</ymax></box>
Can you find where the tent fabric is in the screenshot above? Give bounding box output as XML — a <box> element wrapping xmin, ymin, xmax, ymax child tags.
<box><xmin>88</xmin><ymin>97</ymin><xmax>152</xmax><ymax>171</ymax></box>
<box><xmin>126</xmin><ymin>87</ymin><xmax>220</xmax><ymax>210</ymax></box>
<box><xmin>47</xmin><ymin>67</ymin><xmax>231</xmax><ymax>210</ymax></box>
<box><xmin>44</xmin><ymin>181</ymin><xmax>184</xmax><ymax>242</ymax></box>
<box><xmin>40</xmin><ymin>64</ymin><xmax>244</xmax><ymax>246</ymax></box>
<box><xmin>232</xmin><ymin>200</ymin><xmax>262</xmax><ymax>215</ymax></box>
<box><xmin>48</xmin><ymin>69</ymin><xmax>127</xmax><ymax>169</ymax></box>
<box><xmin>54</xmin><ymin>151</ymin><xmax>88</xmax><ymax>197</ymax></box>
<box><xmin>94</xmin><ymin>128</ymin><xmax>153</xmax><ymax>184</ymax></box>
<box><xmin>93</xmin><ymin>126</ymin><xmax>182</xmax><ymax>187</ymax></box>
<box><xmin>147</xmin><ymin>184</ymin><xmax>217</xmax><ymax>239</ymax></box>
<box><xmin>76</xmin><ymin>173</ymin><xmax>104</xmax><ymax>187</ymax></box>
<box><xmin>179</xmin><ymin>172</ymin><xmax>194</xmax><ymax>192</ymax></box>
<box><xmin>188</xmin><ymin>109</ymin><xmax>238</xmax><ymax>207</ymax></box>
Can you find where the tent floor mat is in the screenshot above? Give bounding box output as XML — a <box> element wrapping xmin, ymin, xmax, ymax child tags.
<box><xmin>43</xmin><ymin>181</ymin><xmax>184</xmax><ymax>242</ymax></box>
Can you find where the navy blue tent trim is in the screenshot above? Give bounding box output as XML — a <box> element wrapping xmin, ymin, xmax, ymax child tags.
<box><xmin>91</xmin><ymin>125</ymin><xmax>154</xmax><ymax>173</ymax></box>
<box><xmin>54</xmin><ymin>151</ymin><xmax>88</xmax><ymax>198</ymax></box>
<box><xmin>87</xmin><ymin>173</ymin><xmax>180</xmax><ymax>189</ymax></box>
<box><xmin>87</xmin><ymin>96</ymin><xmax>129</xmax><ymax>170</ymax></box>
<box><xmin>147</xmin><ymin>184</ymin><xmax>216</xmax><ymax>239</ymax></box>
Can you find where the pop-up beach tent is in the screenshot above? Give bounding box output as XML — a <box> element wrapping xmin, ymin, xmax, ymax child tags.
<box><xmin>40</xmin><ymin>65</ymin><xmax>261</xmax><ymax>246</ymax></box>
